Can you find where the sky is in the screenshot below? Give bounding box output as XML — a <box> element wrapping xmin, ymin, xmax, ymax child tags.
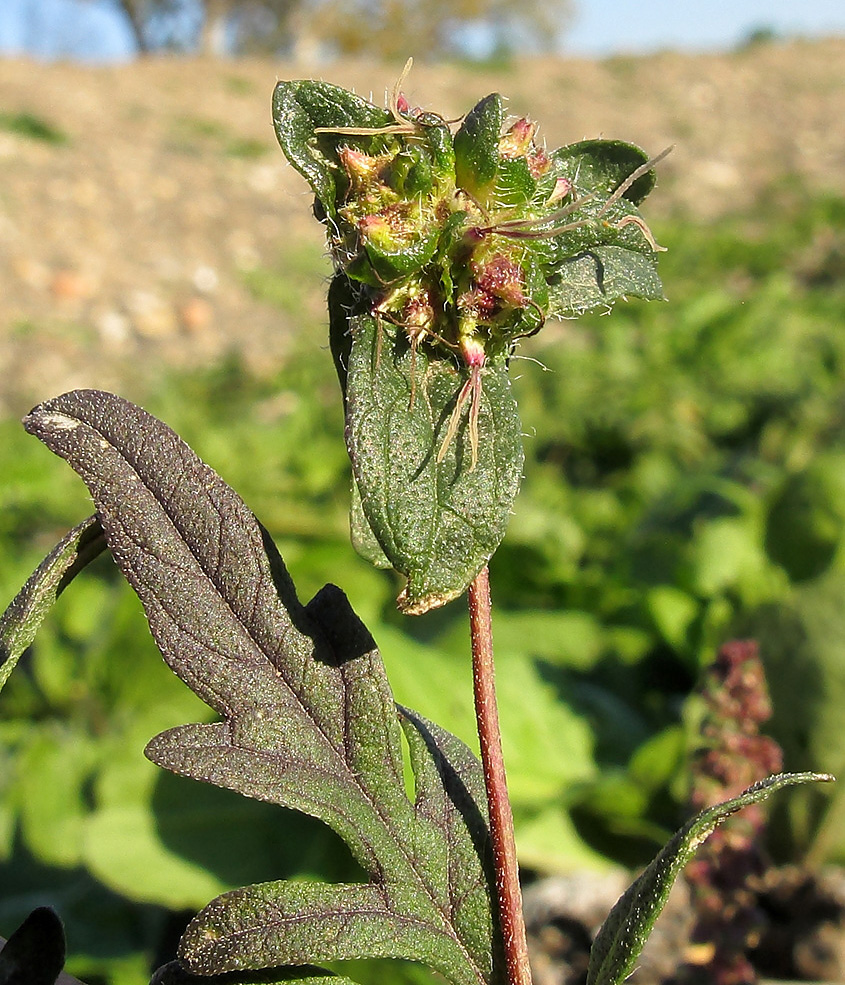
<box><xmin>0</xmin><ymin>0</ymin><xmax>843</xmax><ymax>61</ymax></box>
<box><xmin>566</xmin><ymin>0</ymin><xmax>845</xmax><ymax>56</ymax></box>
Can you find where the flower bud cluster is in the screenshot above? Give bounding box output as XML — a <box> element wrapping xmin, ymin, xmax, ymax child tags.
<box><xmin>324</xmin><ymin>104</ymin><xmax>556</xmax><ymax>371</ymax></box>
<box><xmin>278</xmin><ymin>74</ymin><xmax>665</xmax><ymax>467</ymax></box>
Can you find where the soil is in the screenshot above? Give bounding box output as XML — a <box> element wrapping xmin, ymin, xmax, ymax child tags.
<box><xmin>1</xmin><ymin>39</ymin><xmax>843</xmax><ymax>414</ymax></box>
<box><xmin>523</xmin><ymin>865</ymin><xmax>845</xmax><ymax>984</ymax></box>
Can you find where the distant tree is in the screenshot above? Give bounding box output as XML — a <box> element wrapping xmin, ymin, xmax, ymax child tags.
<box><xmin>200</xmin><ymin>0</ymin><xmax>301</xmax><ymax>56</ymax></box>
<box><xmin>304</xmin><ymin>0</ymin><xmax>572</xmax><ymax>58</ymax></box>
<box><xmin>115</xmin><ymin>0</ymin><xmax>153</xmax><ymax>51</ymax></box>
<box><xmin>108</xmin><ymin>0</ymin><xmax>184</xmax><ymax>52</ymax></box>
<box><xmin>98</xmin><ymin>0</ymin><xmax>572</xmax><ymax>58</ymax></box>
<box><xmin>101</xmin><ymin>0</ymin><xmax>301</xmax><ymax>55</ymax></box>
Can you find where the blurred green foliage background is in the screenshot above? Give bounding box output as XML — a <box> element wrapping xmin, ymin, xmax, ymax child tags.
<box><xmin>1</xmin><ymin>180</ymin><xmax>845</xmax><ymax>984</ymax></box>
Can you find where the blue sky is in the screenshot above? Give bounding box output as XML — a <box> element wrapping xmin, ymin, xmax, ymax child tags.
<box><xmin>566</xmin><ymin>0</ymin><xmax>845</xmax><ymax>55</ymax></box>
<box><xmin>0</xmin><ymin>0</ymin><xmax>843</xmax><ymax>60</ymax></box>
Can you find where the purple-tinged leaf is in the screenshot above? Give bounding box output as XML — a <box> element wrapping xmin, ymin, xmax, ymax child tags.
<box><xmin>0</xmin><ymin>514</ymin><xmax>105</xmax><ymax>693</ymax></box>
<box><xmin>23</xmin><ymin>390</ymin><xmax>500</xmax><ymax>985</ymax></box>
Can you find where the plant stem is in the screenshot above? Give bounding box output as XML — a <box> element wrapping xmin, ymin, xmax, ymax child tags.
<box><xmin>468</xmin><ymin>566</ymin><xmax>532</xmax><ymax>985</ymax></box>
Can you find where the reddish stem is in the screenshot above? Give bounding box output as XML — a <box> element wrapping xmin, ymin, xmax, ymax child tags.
<box><xmin>468</xmin><ymin>566</ymin><xmax>532</xmax><ymax>985</ymax></box>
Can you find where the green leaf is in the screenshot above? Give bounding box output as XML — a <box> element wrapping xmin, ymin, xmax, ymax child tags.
<box><xmin>417</xmin><ymin>113</ymin><xmax>456</xmax><ymax>177</ymax></box>
<box><xmin>646</xmin><ymin>586</ymin><xmax>698</xmax><ymax>650</ymax></box>
<box><xmin>0</xmin><ymin>907</ymin><xmax>68</xmax><ymax>985</ymax></box>
<box><xmin>23</xmin><ymin>389</ymin><xmax>500</xmax><ymax>985</ymax></box>
<box><xmin>691</xmin><ymin>515</ymin><xmax>766</xmax><ymax>596</ymax></box>
<box><xmin>513</xmin><ymin>805</ymin><xmax>610</xmax><ymax>874</ymax></box>
<box><xmin>586</xmin><ymin>771</ymin><xmax>834</xmax><ymax>985</ymax></box>
<box><xmin>328</xmin><ymin>276</ymin><xmax>392</xmax><ymax>573</ymax></box>
<box><xmin>493</xmin><ymin>157</ymin><xmax>535</xmax><ymax>209</ymax></box>
<box><xmin>17</xmin><ymin>728</ymin><xmax>96</xmax><ymax>868</ymax></box>
<box><xmin>272</xmin><ymin>81</ymin><xmax>393</xmax><ymax>217</ymax></box>
<box><xmin>549</xmin><ymin>139</ymin><xmax>656</xmax><ymax>205</ymax></box>
<box><xmin>360</xmin><ymin>222</ymin><xmax>441</xmax><ymax>284</ymax></box>
<box><xmin>453</xmin><ymin>94</ymin><xmax>502</xmax><ymax>203</ymax></box>
<box><xmin>537</xmin><ymin>140</ymin><xmax>665</xmax><ymax>314</ymax></box>
<box><xmin>350</xmin><ymin>480</ymin><xmax>392</xmax><ymax>570</ymax></box>
<box><xmin>343</xmin><ymin>314</ymin><xmax>523</xmax><ymax>614</ymax></box>
<box><xmin>547</xmin><ymin>245</ymin><xmax>663</xmax><ymax>316</ymax></box>
<box><xmin>83</xmin><ymin>772</ymin><xmax>235</xmax><ymax>910</ymax></box>
<box><xmin>0</xmin><ymin>514</ymin><xmax>105</xmax><ymax>693</ymax></box>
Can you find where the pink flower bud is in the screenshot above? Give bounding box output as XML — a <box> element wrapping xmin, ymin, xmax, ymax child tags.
<box><xmin>358</xmin><ymin>203</ymin><xmax>413</xmax><ymax>251</ymax></box>
<box><xmin>527</xmin><ymin>146</ymin><xmax>551</xmax><ymax>178</ymax></box>
<box><xmin>358</xmin><ymin>213</ymin><xmax>392</xmax><ymax>248</ymax></box>
<box><xmin>338</xmin><ymin>146</ymin><xmax>382</xmax><ymax>187</ymax></box>
<box><xmin>475</xmin><ymin>255</ymin><xmax>527</xmax><ymax>308</ymax></box>
<box><xmin>499</xmin><ymin>118</ymin><xmax>536</xmax><ymax>159</ymax></box>
<box><xmin>461</xmin><ymin>335</ymin><xmax>486</xmax><ymax>368</ymax></box>
<box><xmin>546</xmin><ymin>176</ymin><xmax>572</xmax><ymax>205</ymax></box>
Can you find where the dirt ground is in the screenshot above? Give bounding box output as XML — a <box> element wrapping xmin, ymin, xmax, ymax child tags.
<box><xmin>0</xmin><ymin>40</ymin><xmax>843</xmax><ymax>415</ymax></box>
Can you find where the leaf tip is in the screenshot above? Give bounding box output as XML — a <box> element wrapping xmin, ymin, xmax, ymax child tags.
<box><xmin>814</xmin><ymin>771</ymin><xmax>836</xmax><ymax>784</ymax></box>
<box><xmin>23</xmin><ymin>409</ymin><xmax>81</xmax><ymax>435</ymax></box>
<box><xmin>397</xmin><ymin>584</ymin><xmax>460</xmax><ymax>616</ymax></box>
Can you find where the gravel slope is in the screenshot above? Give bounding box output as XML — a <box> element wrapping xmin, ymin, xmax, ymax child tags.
<box><xmin>0</xmin><ymin>41</ymin><xmax>842</xmax><ymax>413</ymax></box>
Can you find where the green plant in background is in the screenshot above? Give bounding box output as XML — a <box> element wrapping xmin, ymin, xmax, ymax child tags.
<box><xmin>504</xmin><ymin>186</ymin><xmax>845</xmax><ymax>869</ymax></box>
<box><xmin>0</xmin><ymin>67</ymin><xmax>836</xmax><ymax>980</ymax></box>
<box><xmin>0</xmin><ymin>111</ymin><xmax>68</xmax><ymax>145</ymax></box>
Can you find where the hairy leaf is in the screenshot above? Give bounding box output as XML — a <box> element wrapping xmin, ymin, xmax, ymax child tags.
<box><xmin>340</xmin><ymin>310</ymin><xmax>523</xmax><ymax>614</ymax></box>
<box><xmin>23</xmin><ymin>390</ymin><xmax>499</xmax><ymax>985</ymax></box>
<box><xmin>550</xmin><ymin>139</ymin><xmax>658</xmax><ymax>205</ymax></box>
<box><xmin>0</xmin><ymin>514</ymin><xmax>105</xmax><ymax>693</ymax></box>
<box><xmin>547</xmin><ymin>245</ymin><xmax>664</xmax><ymax>317</ymax></box>
<box><xmin>274</xmin><ymin>79</ymin><xmax>665</xmax><ymax>609</ymax></box>
<box><xmin>453</xmin><ymin>93</ymin><xmax>503</xmax><ymax>203</ymax></box>
<box><xmin>587</xmin><ymin>771</ymin><xmax>835</xmax><ymax>985</ymax></box>
<box><xmin>272</xmin><ymin>81</ymin><xmax>393</xmax><ymax>217</ymax></box>
<box><xmin>537</xmin><ymin>140</ymin><xmax>666</xmax><ymax>315</ymax></box>
<box><xmin>328</xmin><ymin>275</ymin><xmax>392</xmax><ymax>572</ymax></box>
